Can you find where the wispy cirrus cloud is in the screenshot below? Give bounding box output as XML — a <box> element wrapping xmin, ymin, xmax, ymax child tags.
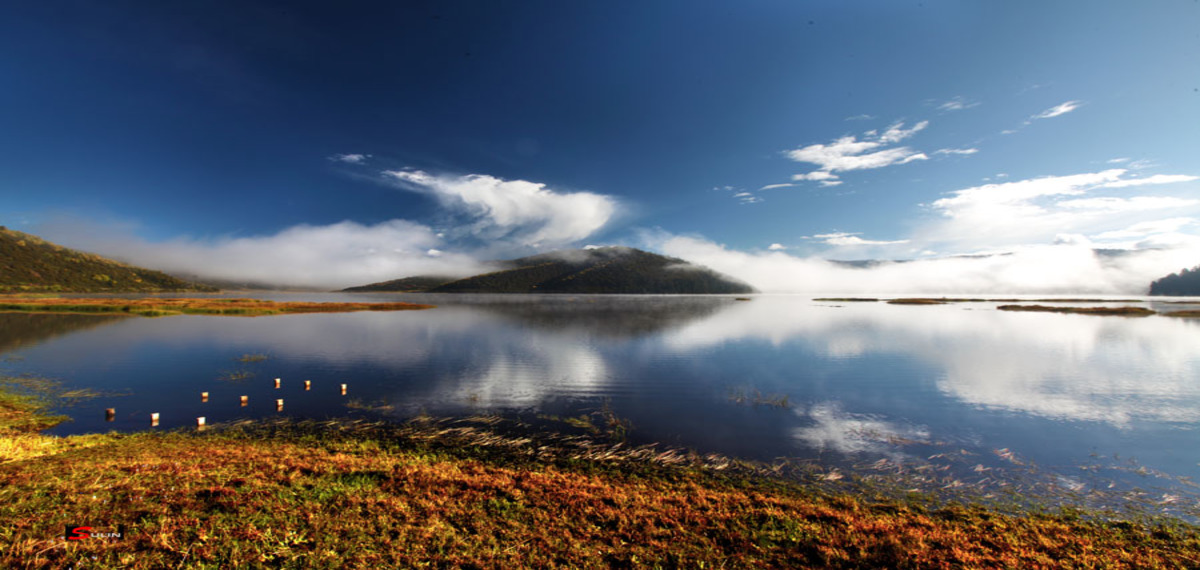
<box><xmin>806</xmin><ymin>232</ymin><xmax>909</xmax><ymax>247</ymax></box>
<box><xmin>935</xmin><ymin>96</ymin><xmax>980</xmax><ymax>112</ymax></box>
<box><xmin>785</xmin><ymin>121</ymin><xmax>929</xmax><ymax>187</ymax></box>
<box><xmin>1031</xmin><ymin>100</ymin><xmax>1082</xmax><ymax>120</ymax></box>
<box><xmin>934</xmin><ymin>148</ymin><xmax>979</xmax><ymax>156</ymax></box>
<box><xmin>329</xmin><ymin>153</ymin><xmax>371</xmax><ymax>164</ymax></box>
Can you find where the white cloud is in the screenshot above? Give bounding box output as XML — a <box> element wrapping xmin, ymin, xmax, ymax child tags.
<box><xmin>1107</xmin><ymin>157</ymin><xmax>1130</xmax><ymax>164</ymax></box>
<box><xmin>792</xmin><ymin>171</ymin><xmax>839</xmax><ymax>181</ymax></box>
<box><xmin>844</xmin><ymin>114</ymin><xmax>875</xmax><ymax>121</ymax></box>
<box><xmin>768</xmin><ymin>243</ymin><xmax>787</xmax><ymax>251</ymax></box>
<box><xmin>759</xmin><ymin>183</ymin><xmax>796</xmax><ymax>190</ymax></box>
<box><xmin>1093</xmin><ymin>218</ymin><xmax>1196</xmax><ymax>241</ymax></box>
<box><xmin>918</xmin><ymin>169</ymin><xmax>1200</xmax><ymax>253</ymax></box>
<box><xmin>786</xmin><ymin>121</ymin><xmax>929</xmax><ymax>183</ymax></box>
<box><xmin>1032</xmin><ymin>100</ymin><xmax>1082</xmax><ymax>120</ymax></box>
<box><xmin>37</xmin><ymin>218</ymin><xmax>486</xmax><ymax>290</ymax></box>
<box><xmin>329</xmin><ymin>153</ymin><xmax>371</xmax><ymax>164</ymax></box>
<box><xmin>384</xmin><ymin>170</ymin><xmax>617</xmax><ymax>247</ymax></box>
<box><xmin>1058</xmin><ymin>196</ymin><xmax>1199</xmax><ymax>212</ymax></box>
<box><xmin>793</xmin><ymin>403</ymin><xmax>929</xmax><ymax>454</ymax></box>
<box><xmin>810</xmin><ymin>232</ymin><xmax>909</xmax><ymax>247</ymax></box>
<box><xmin>1097</xmin><ymin>174</ymin><xmax>1199</xmax><ymax>188</ymax></box>
<box><xmin>934</xmin><ymin>148</ymin><xmax>979</xmax><ymax>156</ymax></box>
<box><xmin>732</xmin><ymin>192</ymin><xmax>753</xmax><ymax>198</ymax></box>
<box><xmin>936</xmin><ymin>96</ymin><xmax>980</xmax><ymax>112</ymax></box>
<box><xmin>648</xmin><ymin>232</ymin><xmax>1200</xmax><ymax>295</ymax></box>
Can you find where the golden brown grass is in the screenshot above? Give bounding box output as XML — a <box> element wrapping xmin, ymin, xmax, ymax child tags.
<box><xmin>2</xmin><ymin>387</ymin><xmax>1198</xmax><ymax>568</ymax></box>
<box><xmin>997</xmin><ymin>305</ymin><xmax>1156</xmax><ymax>316</ymax></box>
<box><xmin>0</xmin><ymin>297</ymin><xmax>434</xmax><ymax>317</ymax></box>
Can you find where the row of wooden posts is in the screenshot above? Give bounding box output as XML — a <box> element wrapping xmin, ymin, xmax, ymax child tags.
<box><xmin>104</xmin><ymin>378</ymin><xmax>348</xmax><ymax>427</ymax></box>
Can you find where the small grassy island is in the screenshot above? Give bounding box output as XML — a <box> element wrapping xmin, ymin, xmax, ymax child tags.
<box><xmin>0</xmin><ymin>297</ymin><xmax>434</xmax><ymax>317</ymax></box>
<box><xmin>997</xmin><ymin>305</ymin><xmax>1156</xmax><ymax>316</ymax></box>
<box><xmin>1</xmin><ymin>383</ymin><xmax>1197</xmax><ymax>567</ymax></box>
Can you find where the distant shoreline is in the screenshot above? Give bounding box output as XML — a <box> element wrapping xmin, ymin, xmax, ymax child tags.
<box><xmin>0</xmin><ymin>297</ymin><xmax>434</xmax><ymax>317</ymax></box>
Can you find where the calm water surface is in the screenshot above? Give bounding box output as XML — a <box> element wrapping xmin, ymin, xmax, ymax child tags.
<box><xmin>3</xmin><ymin>294</ymin><xmax>1200</xmax><ymax>510</ymax></box>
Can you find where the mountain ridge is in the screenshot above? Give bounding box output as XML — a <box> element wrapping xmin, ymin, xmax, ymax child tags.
<box><xmin>344</xmin><ymin>246</ymin><xmax>755</xmax><ymax>294</ymax></box>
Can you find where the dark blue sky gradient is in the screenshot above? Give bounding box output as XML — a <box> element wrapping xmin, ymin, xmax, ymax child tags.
<box><xmin>2</xmin><ymin>1</ymin><xmax>1197</xmax><ymax>264</ymax></box>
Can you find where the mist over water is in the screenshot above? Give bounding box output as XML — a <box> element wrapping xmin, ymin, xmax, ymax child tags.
<box><xmin>4</xmin><ymin>294</ymin><xmax>1200</xmax><ymax>510</ymax></box>
<box><xmin>656</xmin><ymin>236</ymin><xmax>1200</xmax><ymax>295</ymax></box>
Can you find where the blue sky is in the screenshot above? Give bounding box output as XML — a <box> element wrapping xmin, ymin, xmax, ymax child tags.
<box><xmin>3</xmin><ymin>1</ymin><xmax>1199</xmax><ymax>291</ymax></box>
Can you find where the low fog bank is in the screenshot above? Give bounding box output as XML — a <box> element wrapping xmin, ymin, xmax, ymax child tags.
<box><xmin>656</xmin><ymin>235</ymin><xmax>1199</xmax><ymax>295</ymax></box>
<box><xmin>36</xmin><ymin>219</ymin><xmax>488</xmax><ymax>291</ymax></box>
<box><xmin>32</xmin><ymin>219</ymin><xmax>1199</xmax><ymax>294</ymax></box>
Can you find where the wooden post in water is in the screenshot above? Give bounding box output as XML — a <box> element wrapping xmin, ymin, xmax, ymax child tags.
<box><xmin>105</xmin><ymin>408</ymin><xmax>115</xmax><ymax>421</ymax></box>
<box><xmin>201</xmin><ymin>392</ymin><xmax>209</xmax><ymax>402</ymax></box>
<box><xmin>340</xmin><ymin>383</ymin><xmax>347</xmax><ymax>395</ymax></box>
<box><xmin>274</xmin><ymin>378</ymin><xmax>281</xmax><ymax>389</ymax></box>
<box><xmin>304</xmin><ymin>380</ymin><xmax>311</xmax><ymax>391</ymax></box>
<box><xmin>151</xmin><ymin>412</ymin><xmax>160</xmax><ymax>427</ymax></box>
<box><xmin>240</xmin><ymin>395</ymin><xmax>249</xmax><ymax>407</ymax></box>
<box><xmin>276</xmin><ymin>398</ymin><xmax>284</xmax><ymax>411</ymax></box>
<box><xmin>197</xmin><ymin>417</ymin><xmax>206</xmax><ymax>427</ymax></box>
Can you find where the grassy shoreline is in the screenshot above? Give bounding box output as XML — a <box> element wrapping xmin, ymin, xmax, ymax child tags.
<box><xmin>0</xmin><ymin>297</ymin><xmax>434</xmax><ymax>317</ymax></box>
<box><xmin>2</xmin><ymin>385</ymin><xmax>1198</xmax><ymax>567</ymax></box>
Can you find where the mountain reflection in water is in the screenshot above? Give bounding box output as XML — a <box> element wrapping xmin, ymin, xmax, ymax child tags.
<box><xmin>3</xmin><ymin>294</ymin><xmax>1199</xmax><ymax>508</ymax></box>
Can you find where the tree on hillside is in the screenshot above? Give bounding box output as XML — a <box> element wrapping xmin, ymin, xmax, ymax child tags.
<box><xmin>1149</xmin><ymin>265</ymin><xmax>1200</xmax><ymax>296</ymax></box>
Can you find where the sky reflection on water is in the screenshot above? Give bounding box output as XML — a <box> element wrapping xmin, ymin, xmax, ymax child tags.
<box><xmin>3</xmin><ymin>295</ymin><xmax>1198</xmax><ymax>505</ymax></box>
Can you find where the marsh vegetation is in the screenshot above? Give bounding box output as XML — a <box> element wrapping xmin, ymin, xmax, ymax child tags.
<box><xmin>2</xmin><ymin>382</ymin><xmax>1198</xmax><ymax>568</ymax></box>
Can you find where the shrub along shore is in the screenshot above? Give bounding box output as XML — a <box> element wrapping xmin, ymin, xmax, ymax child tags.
<box><xmin>1</xmin><ymin>382</ymin><xmax>1198</xmax><ymax>568</ymax></box>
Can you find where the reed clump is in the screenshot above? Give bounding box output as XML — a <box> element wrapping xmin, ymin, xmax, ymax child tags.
<box><xmin>997</xmin><ymin>305</ymin><xmax>1156</xmax><ymax>316</ymax></box>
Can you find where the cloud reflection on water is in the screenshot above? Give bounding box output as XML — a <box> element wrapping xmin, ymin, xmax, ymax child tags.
<box><xmin>663</xmin><ymin>297</ymin><xmax>1200</xmax><ymax>426</ymax></box>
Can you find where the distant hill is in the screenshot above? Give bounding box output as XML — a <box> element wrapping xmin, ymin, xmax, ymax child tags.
<box><xmin>344</xmin><ymin>247</ymin><xmax>755</xmax><ymax>294</ymax></box>
<box><xmin>0</xmin><ymin>227</ymin><xmax>217</xmax><ymax>293</ymax></box>
<box><xmin>1149</xmin><ymin>265</ymin><xmax>1200</xmax><ymax>296</ymax></box>
<box><xmin>343</xmin><ymin>275</ymin><xmax>460</xmax><ymax>293</ymax></box>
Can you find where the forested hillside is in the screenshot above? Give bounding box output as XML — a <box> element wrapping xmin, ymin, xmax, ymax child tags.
<box><xmin>345</xmin><ymin>247</ymin><xmax>755</xmax><ymax>294</ymax></box>
<box><xmin>0</xmin><ymin>227</ymin><xmax>215</xmax><ymax>293</ymax></box>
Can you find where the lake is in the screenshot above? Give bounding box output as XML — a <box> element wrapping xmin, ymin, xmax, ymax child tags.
<box><xmin>3</xmin><ymin>293</ymin><xmax>1200</xmax><ymax>514</ymax></box>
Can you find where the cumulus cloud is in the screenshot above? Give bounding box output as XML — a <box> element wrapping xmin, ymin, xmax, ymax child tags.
<box><xmin>384</xmin><ymin>170</ymin><xmax>617</xmax><ymax>248</ymax></box>
<box><xmin>786</xmin><ymin>121</ymin><xmax>929</xmax><ymax>186</ymax></box>
<box><xmin>768</xmin><ymin>243</ymin><xmax>787</xmax><ymax>251</ymax></box>
<box><xmin>329</xmin><ymin>153</ymin><xmax>371</xmax><ymax>164</ymax></box>
<box><xmin>37</xmin><ymin>218</ymin><xmax>487</xmax><ymax>290</ymax></box>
